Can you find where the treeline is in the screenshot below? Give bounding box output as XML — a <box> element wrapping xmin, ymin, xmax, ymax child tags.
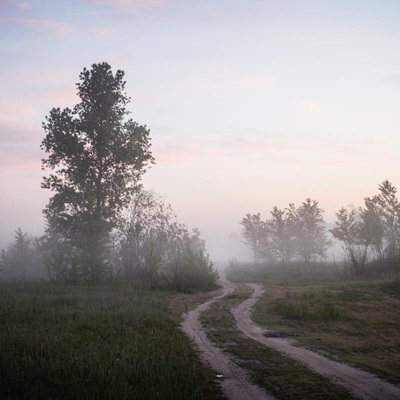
<box><xmin>0</xmin><ymin>62</ymin><xmax>218</xmax><ymax>291</ymax></box>
<box><xmin>0</xmin><ymin>190</ymin><xmax>217</xmax><ymax>291</ymax></box>
<box><xmin>241</xmin><ymin>180</ymin><xmax>400</xmax><ymax>275</ymax></box>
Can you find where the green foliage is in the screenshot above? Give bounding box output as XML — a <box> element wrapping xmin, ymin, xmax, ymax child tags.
<box><xmin>119</xmin><ymin>190</ymin><xmax>219</xmax><ymax>291</ymax></box>
<box><xmin>371</xmin><ymin>180</ymin><xmax>400</xmax><ymax>259</ymax></box>
<box><xmin>0</xmin><ymin>282</ymin><xmax>221</xmax><ymax>400</ymax></box>
<box><xmin>240</xmin><ymin>213</ymin><xmax>265</xmax><ymax>263</ymax></box>
<box><xmin>166</xmin><ymin>230</ymin><xmax>219</xmax><ymax>292</ymax></box>
<box><xmin>294</xmin><ymin>199</ymin><xmax>331</xmax><ymax>262</ymax></box>
<box><xmin>332</xmin><ymin>180</ymin><xmax>400</xmax><ymax>275</ymax></box>
<box><xmin>331</xmin><ymin>207</ymin><xmax>369</xmax><ymax>275</ymax></box>
<box><xmin>268</xmin><ymin>205</ymin><xmax>296</xmax><ymax>262</ymax></box>
<box><xmin>240</xmin><ymin>199</ymin><xmax>330</xmax><ymax>265</ymax></box>
<box><xmin>0</xmin><ymin>229</ymin><xmax>43</xmax><ymax>280</ymax></box>
<box><xmin>41</xmin><ymin>62</ymin><xmax>154</xmax><ymax>283</ymax></box>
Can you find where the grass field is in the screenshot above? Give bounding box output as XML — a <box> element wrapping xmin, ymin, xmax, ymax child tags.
<box><xmin>252</xmin><ymin>282</ymin><xmax>400</xmax><ymax>385</ymax></box>
<box><xmin>226</xmin><ymin>261</ymin><xmax>400</xmax><ymax>386</ymax></box>
<box><xmin>0</xmin><ymin>281</ymin><xmax>223</xmax><ymax>400</ymax></box>
<box><xmin>3</xmin><ymin>262</ymin><xmax>399</xmax><ymax>400</ymax></box>
<box><xmin>200</xmin><ymin>285</ymin><xmax>353</xmax><ymax>399</ymax></box>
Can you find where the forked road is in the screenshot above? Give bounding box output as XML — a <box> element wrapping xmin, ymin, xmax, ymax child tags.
<box><xmin>181</xmin><ymin>279</ymin><xmax>400</xmax><ymax>400</ymax></box>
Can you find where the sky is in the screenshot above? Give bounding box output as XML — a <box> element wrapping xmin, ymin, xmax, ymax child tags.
<box><xmin>1</xmin><ymin>0</ymin><xmax>400</xmax><ymax>261</ymax></box>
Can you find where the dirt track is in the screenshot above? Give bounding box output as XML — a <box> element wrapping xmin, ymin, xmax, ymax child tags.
<box><xmin>181</xmin><ymin>280</ymin><xmax>276</xmax><ymax>400</ymax></box>
<box><xmin>182</xmin><ymin>279</ymin><xmax>400</xmax><ymax>400</ymax></box>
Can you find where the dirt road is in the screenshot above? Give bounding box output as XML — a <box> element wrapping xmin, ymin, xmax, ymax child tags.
<box><xmin>181</xmin><ymin>280</ymin><xmax>276</xmax><ymax>400</ymax></box>
<box><xmin>233</xmin><ymin>283</ymin><xmax>400</xmax><ymax>400</ymax></box>
<box><xmin>182</xmin><ymin>279</ymin><xmax>400</xmax><ymax>400</ymax></box>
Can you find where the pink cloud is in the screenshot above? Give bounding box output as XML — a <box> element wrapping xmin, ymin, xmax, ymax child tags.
<box><xmin>321</xmin><ymin>135</ymin><xmax>386</xmax><ymax>153</ymax></box>
<box><xmin>17</xmin><ymin>2</ymin><xmax>31</xmax><ymax>10</ymax></box>
<box><xmin>225</xmin><ymin>73</ymin><xmax>276</xmax><ymax>89</ymax></box>
<box><xmin>0</xmin><ymin>116</ymin><xmax>41</xmax><ymax>143</ymax></box>
<box><xmin>0</xmin><ymin>16</ymin><xmax>74</xmax><ymax>36</ymax></box>
<box><xmin>300</xmin><ymin>100</ymin><xmax>319</xmax><ymax>113</ymax></box>
<box><xmin>92</xmin><ymin>27</ymin><xmax>114</xmax><ymax>39</ymax></box>
<box><xmin>92</xmin><ymin>0</ymin><xmax>166</xmax><ymax>8</ymax></box>
<box><xmin>149</xmin><ymin>128</ymin><xmax>290</xmax><ymax>166</ymax></box>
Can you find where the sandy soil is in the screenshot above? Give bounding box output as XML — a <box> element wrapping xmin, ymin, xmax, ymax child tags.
<box><xmin>181</xmin><ymin>280</ymin><xmax>276</xmax><ymax>400</ymax></box>
<box><xmin>181</xmin><ymin>279</ymin><xmax>400</xmax><ymax>400</ymax></box>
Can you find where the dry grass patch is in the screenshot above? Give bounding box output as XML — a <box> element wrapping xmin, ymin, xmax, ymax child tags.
<box><xmin>253</xmin><ymin>286</ymin><xmax>400</xmax><ymax>384</ymax></box>
<box><xmin>200</xmin><ymin>285</ymin><xmax>352</xmax><ymax>400</ymax></box>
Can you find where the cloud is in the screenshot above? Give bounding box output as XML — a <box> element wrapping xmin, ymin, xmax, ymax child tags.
<box><xmin>224</xmin><ymin>73</ymin><xmax>276</xmax><ymax>89</ymax></box>
<box><xmin>0</xmin><ymin>115</ymin><xmax>41</xmax><ymax>141</ymax></box>
<box><xmin>382</xmin><ymin>73</ymin><xmax>400</xmax><ymax>84</ymax></box>
<box><xmin>321</xmin><ymin>135</ymin><xmax>386</xmax><ymax>153</ymax></box>
<box><xmin>149</xmin><ymin>124</ymin><xmax>391</xmax><ymax>171</ymax></box>
<box><xmin>92</xmin><ymin>27</ymin><xmax>114</xmax><ymax>39</ymax></box>
<box><xmin>92</xmin><ymin>0</ymin><xmax>166</xmax><ymax>8</ymax></box>
<box><xmin>300</xmin><ymin>99</ymin><xmax>319</xmax><ymax>113</ymax></box>
<box><xmin>0</xmin><ymin>16</ymin><xmax>74</xmax><ymax>36</ymax></box>
<box><xmin>149</xmin><ymin>126</ymin><xmax>295</xmax><ymax>166</ymax></box>
<box><xmin>17</xmin><ymin>2</ymin><xmax>31</xmax><ymax>10</ymax></box>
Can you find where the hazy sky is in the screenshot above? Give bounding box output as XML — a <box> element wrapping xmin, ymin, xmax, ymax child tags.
<box><xmin>1</xmin><ymin>0</ymin><xmax>400</xmax><ymax>260</ymax></box>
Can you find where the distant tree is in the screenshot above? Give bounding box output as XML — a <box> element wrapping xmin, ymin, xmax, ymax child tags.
<box><xmin>267</xmin><ymin>206</ymin><xmax>295</xmax><ymax>263</ymax></box>
<box><xmin>361</xmin><ymin>197</ymin><xmax>384</xmax><ymax>260</ymax></box>
<box><xmin>330</xmin><ymin>207</ymin><xmax>371</xmax><ymax>275</ymax></box>
<box><xmin>41</xmin><ymin>62</ymin><xmax>154</xmax><ymax>283</ymax></box>
<box><xmin>0</xmin><ymin>228</ymin><xmax>42</xmax><ymax>280</ymax></box>
<box><xmin>293</xmin><ymin>199</ymin><xmax>331</xmax><ymax>263</ymax></box>
<box><xmin>119</xmin><ymin>190</ymin><xmax>178</xmax><ymax>286</ymax></box>
<box><xmin>165</xmin><ymin>228</ymin><xmax>218</xmax><ymax>292</ymax></box>
<box><xmin>119</xmin><ymin>190</ymin><xmax>218</xmax><ymax>290</ymax></box>
<box><xmin>371</xmin><ymin>180</ymin><xmax>400</xmax><ymax>259</ymax></box>
<box><xmin>240</xmin><ymin>213</ymin><xmax>265</xmax><ymax>263</ymax></box>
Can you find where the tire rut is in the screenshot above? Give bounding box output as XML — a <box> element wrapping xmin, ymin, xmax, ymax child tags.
<box><xmin>232</xmin><ymin>283</ymin><xmax>400</xmax><ymax>400</ymax></box>
<box><xmin>181</xmin><ymin>281</ymin><xmax>276</xmax><ymax>400</ymax></box>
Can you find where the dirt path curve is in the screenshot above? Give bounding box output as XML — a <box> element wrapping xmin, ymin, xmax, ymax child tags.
<box><xmin>233</xmin><ymin>283</ymin><xmax>400</xmax><ymax>400</ymax></box>
<box><xmin>181</xmin><ymin>280</ymin><xmax>276</xmax><ymax>400</ymax></box>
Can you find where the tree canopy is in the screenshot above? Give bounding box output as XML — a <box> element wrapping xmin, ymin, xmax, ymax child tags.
<box><xmin>41</xmin><ymin>62</ymin><xmax>154</xmax><ymax>282</ymax></box>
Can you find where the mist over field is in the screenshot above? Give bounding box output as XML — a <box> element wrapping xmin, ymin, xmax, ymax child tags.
<box><xmin>2</xmin><ymin>1</ymin><xmax>400</xmax><ymax>270</ymax></box>
<box><xmin>1</xmin><ymin>4</ymin><xmax>400</xmax><ymax>397</ymax></box>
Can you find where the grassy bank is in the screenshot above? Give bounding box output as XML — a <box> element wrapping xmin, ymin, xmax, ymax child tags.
<box><xmin>0</xmin><ymin>282</ymin><xmax>223</xmax><ymax>400</ymax></box>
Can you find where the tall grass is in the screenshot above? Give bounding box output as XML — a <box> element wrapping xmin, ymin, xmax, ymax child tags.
<box><xmin>0</xmin><ymin>282</ymin><xmax>221</xmax><ymax>400</ymax></box>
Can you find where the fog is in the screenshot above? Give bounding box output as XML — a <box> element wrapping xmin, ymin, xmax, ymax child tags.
<box><xmin>2</xmin><ymin>0</ymin><xmax>400</xmax><ymax>273</ymax></box>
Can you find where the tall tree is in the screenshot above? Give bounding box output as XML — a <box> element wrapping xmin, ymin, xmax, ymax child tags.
<box><xmin>330</xmin><ymin>207</ymin><xmax>370</xmax><ymax>275</ymax></box>
<box><xmin>41</xmin><ymin>62</ymin><xmax>154</xmax><ymax>283</ymax></box>
<box><xmin>240</xmin><ymin>213</ymin><xmax>265</xmax><ymax>263</ymax></box>
<box><xmin>0</xmin><ymin>228</ymin><xmax>42</xmax><ymax>280</ymax></box>
<box><xmin>361</xmin><ymin>197</ymin><xmax>384</xmax><ymax>260</ymax></box>
<box><xmin>371</xmin><ymin>180</ymin><xmax>400</xmax><ymax>259</ymax></box>
<box><xmin>293</xmin><ymin>198</ymin><xmax>330</xmax><ymax>263</ymax></box>
<box><xmin>267</xmin><ymin>206</ymin><xmax>295</xmax><ymax>263</ymax></box>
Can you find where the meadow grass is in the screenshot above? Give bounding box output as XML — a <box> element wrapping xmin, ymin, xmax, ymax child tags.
<box><xmin>227</xmin><ymin>261</ymin><xmax>400</xmax><ymax>384</ymax></box>
<box><xmin>253</xmin><ymin>285</ymin><xmax>400</xmax><ymax>384</ymax></box>
<box><xmin>0</xmin><ymin>281</ymin><xmax>223</xmax><ymax>400</ymax></box>
<box><xmin>200</xmin><ymin>285</ymin><xmax>352</xmax><ymax>400</ymax></box>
